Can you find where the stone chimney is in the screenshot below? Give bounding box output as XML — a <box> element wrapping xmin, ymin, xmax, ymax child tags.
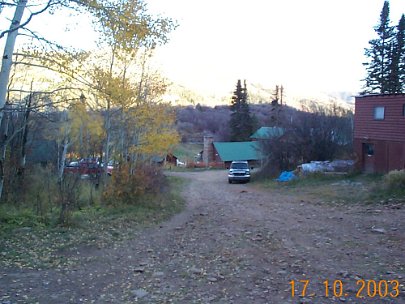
<box><xmin>203</xmin><ymin>135</ymin><xmax>214</xmax><ymax>165</ymax></box>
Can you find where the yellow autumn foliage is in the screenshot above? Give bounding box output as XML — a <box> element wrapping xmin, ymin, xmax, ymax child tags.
<box><xmin>68</xmin><ymin>99</ymin><xmax>104</xmax><ymax>157</ymax></box>
<box><xmin>127</xmin><ymin>102</ymin><xmax>179</xmax><ymax>158</ymax></box>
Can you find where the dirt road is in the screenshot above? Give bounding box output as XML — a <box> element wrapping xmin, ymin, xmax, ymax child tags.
<box><xmin>1</xmin><ymin>170</ymin><xmax>404</xmax><ymax>303</ymax></box>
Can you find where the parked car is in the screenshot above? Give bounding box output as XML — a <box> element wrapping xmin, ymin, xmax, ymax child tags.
<box><xmin>228</xmin><ymin>160</ymin><xmax>251</xmax><ymax>183</ymax></box>
<box><xmin>64</xmin><ymin>161</ymin><xmax>80</xmax><ymax>174</ymax></box>
<box><xmin>64</xmin><ymin>158</ymin><xmax>102</xmax><ymax>178</ymax></box>
<box><xmin>101</xmin><ymin>162</ymin><xmax>114</xmax><ymax>176</ymax></box>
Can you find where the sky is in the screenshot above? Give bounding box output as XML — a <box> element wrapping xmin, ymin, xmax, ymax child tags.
<box><xmin>146</xmin><ymin>0</ymin><xmax>405</xmax><ymax>97</ymax></box>
<box><xmin>1</xmin><ymin>0</ymin><xmax>404</xmax><ymax>99</ymax></box>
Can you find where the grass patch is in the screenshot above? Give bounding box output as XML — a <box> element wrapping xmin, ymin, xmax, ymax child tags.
<box><xmin>172</xmin><ymin>143</ymin><xmax>203</xmax><ymax>162</ymax></box>
<box><xmin>0</xmin><ymin>206</ymin><xmax>47</xmax><ymax>232</ymax></box>
<box><xmin>257</xmin><ymin>172</ymin><xmax>404</xmax><ymax>204</ymax></box>
<box><xmin>0</xmin><ymin>176</ymin><xmax>186</xmax><ymax>270</ymax></box>
<box><xmin>367</xmin><ymin>171</ymin><xmax>405</xmax><ymax>202</ymax></box>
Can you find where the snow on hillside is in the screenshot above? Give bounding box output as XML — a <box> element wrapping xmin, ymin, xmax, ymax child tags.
<box><xmin>163</xmin><ymin>81</ymin><xmax>356</xmax><ymax>111</ymax></box>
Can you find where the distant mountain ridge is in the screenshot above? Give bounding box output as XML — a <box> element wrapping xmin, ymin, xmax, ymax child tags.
<box><xmin>163</xmin><ymin>81</ymin><xmax>356</xmax><ymax>111</ymax></box>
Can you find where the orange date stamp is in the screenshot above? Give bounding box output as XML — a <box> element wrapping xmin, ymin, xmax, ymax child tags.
<box><xmin>289</xmin><ymin>279</ymin><xmax>401</xmax><ymax>299</ymax></box>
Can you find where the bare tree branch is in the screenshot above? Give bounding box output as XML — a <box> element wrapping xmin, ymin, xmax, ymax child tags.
<box><xmin>18</xmin><ymin>30</ymin><xmax>67</xmax><ymax>51</ymax></box>
<box><xmin>0</xmin><ymin>120</ymin><xmax>25</xmax><ymax>147</ymax></box>
<box><xmin>0</xmin><ymin>0</ymin><xmax>60</xmax><ymax>40</ymax></box>
<box><xmin>8</xmin><ymin>86</ymin><xmax>83</xmax><ymax>95</ymax></box>
<box><xmin>0</xmin><ymin>1</ymin><xmax>17</xmax><ymax>8</ymax></box>
<box><xmin>13</xmin><ymin>60</ymin><xmax>93</xmax><ymax>88</ymax></box>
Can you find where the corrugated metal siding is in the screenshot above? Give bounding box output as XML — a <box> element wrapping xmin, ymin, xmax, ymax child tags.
<box><xmin>250</xmin><ymin>127</ymin><xmax>285</xmax><ymax>140</ymax></box>
<box><xmin>354</xmin><ymin>138</ymin><xmax>405</xmax><ymax>173</ymax></box>
<box><xmin>375</xmin><ymin>140</ymin><xmax>388</xmax><ymax>172</ymax></box>
<box><xmin>388</xmin><ymin>142</ymin><xmax>405</xmax><ymax>171</ymax></box>
<box><xmin>213</xmin><ymin>141</ymin><xmax>262</xmax><ymax>162</ymax></box>
<box><xmin>354</xmin><ymin>94</ymin><xmax>405</xmax><ymax>142</ymax></box>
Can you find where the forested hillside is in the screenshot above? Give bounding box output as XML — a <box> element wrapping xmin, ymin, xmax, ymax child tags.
<box><xmin>175</xmin><ymin>101</ymin><xmax>353</xmax><ymax>144</ymax></box>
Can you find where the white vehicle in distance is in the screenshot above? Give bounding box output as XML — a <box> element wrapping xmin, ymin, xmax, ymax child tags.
<box><xmin>228</xmin><ymin>161</ymin><xmax>251</xmax><ymax>184</ymax></box>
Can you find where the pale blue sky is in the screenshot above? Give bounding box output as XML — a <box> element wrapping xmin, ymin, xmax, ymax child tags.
<box><xmin>146</xmin><ymin>0</ymin><xmax>405</xmax><ymax>96</ymax></box>
<box><xmin>1</xmin><ymin>0</ymin><xmax>404</xmax><ymax>98</ymax></box>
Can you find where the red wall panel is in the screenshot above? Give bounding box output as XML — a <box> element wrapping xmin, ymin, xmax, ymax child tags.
<box><xmin>354</xmin><ymin>94</ymin><xmax>405</xmax><ymax>173</ymax></box>
<box><xmin>354</xmin><ymin>94</ymin><xmax>405</xmax><ymax>142</ymax></box>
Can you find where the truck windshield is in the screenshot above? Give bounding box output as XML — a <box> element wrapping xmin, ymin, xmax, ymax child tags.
<box><xmin>231</xmin><ymin>163</ymin><xmax>248</xmax><ymax>169</ymax></box>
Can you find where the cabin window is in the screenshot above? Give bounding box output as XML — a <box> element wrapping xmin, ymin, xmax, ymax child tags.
<box><xmin>403</xmin><ymin>104</ymin><xmax>405</xmax><ymax>116</ymax></box>
<box><xmin>374</xmin><ymin>106</ymin><xmax>385</xmax><ymax>120</ymax></box>
<box><xmin>363</xmin><ymin>143</ymin><xmax>374</xmax><ymax>156</ymax></box>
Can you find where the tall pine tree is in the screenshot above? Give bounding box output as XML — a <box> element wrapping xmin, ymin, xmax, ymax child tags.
<box><xmin>362</xmin><ymin>1</ymin><xmax>395</xmax><ymax>94</ymax></box>
<box><xmin>229</xmin><ymin>80</ymin><xmax>255</xmax><ymax>142</ymax></box>
<box><xmin>388</xmin><ymin>14</ymin><xmax>405</xmax><ymax>93</ymax></box>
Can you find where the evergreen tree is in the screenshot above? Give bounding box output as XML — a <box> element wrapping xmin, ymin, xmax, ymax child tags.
<box><xmin>229</xmin><ymin>80</ymin><xmax>255</xmax><ymax>141</ymax></box>
<box><xmin>388</xmin><ymin>14</ymin><xmax>405</xmax><ymax>93</ymax></box>
<box><xmin>362</xmin><ymin>1</ymin><xmax>395</xmax><ymax>94</ymax></box>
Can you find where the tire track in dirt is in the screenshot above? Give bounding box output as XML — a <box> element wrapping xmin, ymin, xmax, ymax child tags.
<box><xmin>1</xmin><ymin>170</ymin><xmax>404</xmax><ymax>303</ymax></box>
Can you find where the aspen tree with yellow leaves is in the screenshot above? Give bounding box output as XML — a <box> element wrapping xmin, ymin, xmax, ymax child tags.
<box><xmin>0</xmin><ymin>0</ymin><xmax>178</xmax><ymax>210</ymax></box>
<box><xmin>68</xmin><ymin>96</ymin><xmax>104</xmax><ymax>159</ymax></box>
<box><xmin>85</xmin><ymin>0</ymin><xmax>176</xmax><ymax>178</ymax></box>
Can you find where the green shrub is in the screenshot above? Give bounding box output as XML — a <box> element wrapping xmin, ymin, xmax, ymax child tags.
<box><xmin>24</xmin><ymin>165</ymin><xmax>58</xmax><ymax>216</ymax></box>
<box><xmin>0</xmin><ymin>205</ymin><xmax>44</xmax><ymax>233</ymax></box>
<box><xmin>383</xmin><ymin>169</ymin><xmax>405</xmax><ymax>191</ymax></box>
<box><xmin>102</xmin><ymin>163</ymin><xmax>166</xmax><ymax>205</ymax></box>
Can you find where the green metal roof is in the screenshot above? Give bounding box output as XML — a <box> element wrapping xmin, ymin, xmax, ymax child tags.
<box><xmin>250</xmin><ymin>127</ymin><xmax>284</xmax><ymax>140</ymax></box>
<box><xmin>213</xmin><ymin>141</ymin><xmax>262</xmax><ymax>162</ymax></box>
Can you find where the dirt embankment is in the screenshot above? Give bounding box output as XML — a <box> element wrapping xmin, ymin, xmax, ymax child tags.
<box><xmin>1</xmin><ymin>170</ymin><xmax>404</xmax><ymax>303</ymax></box>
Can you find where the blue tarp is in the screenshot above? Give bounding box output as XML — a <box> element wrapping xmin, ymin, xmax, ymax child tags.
<box><xmin>276</xmin><ymin>171</ymin><xmax>296</xmax><ymax>182</ymax></box>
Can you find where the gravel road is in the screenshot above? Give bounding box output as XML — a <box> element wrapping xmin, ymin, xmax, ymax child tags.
<box><xmin>1</xmin><ymin>170</ymin><xmax>404</xmax><ymax>303</ymax></box>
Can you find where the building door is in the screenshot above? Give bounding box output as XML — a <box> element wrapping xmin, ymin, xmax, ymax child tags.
<box><xmin>363</xmin><ymin>143</ymin><xmax>375</xmax><ymax>173</ymax></box>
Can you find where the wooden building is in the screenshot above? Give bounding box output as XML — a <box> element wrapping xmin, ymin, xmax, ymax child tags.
<box><xmin>213</xmin><ymin>141</ymin><xmax>262</xmax><ymax>168</ymax></box>
<box><xmin>354</xmin><ymin>94</ymin><xmax>405</xmax><ymax>173</ymax></box>
<box><xmin>201</xmin><ymin>135</ymin><xmax>263</xmax><ymax>169</ymax></box>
